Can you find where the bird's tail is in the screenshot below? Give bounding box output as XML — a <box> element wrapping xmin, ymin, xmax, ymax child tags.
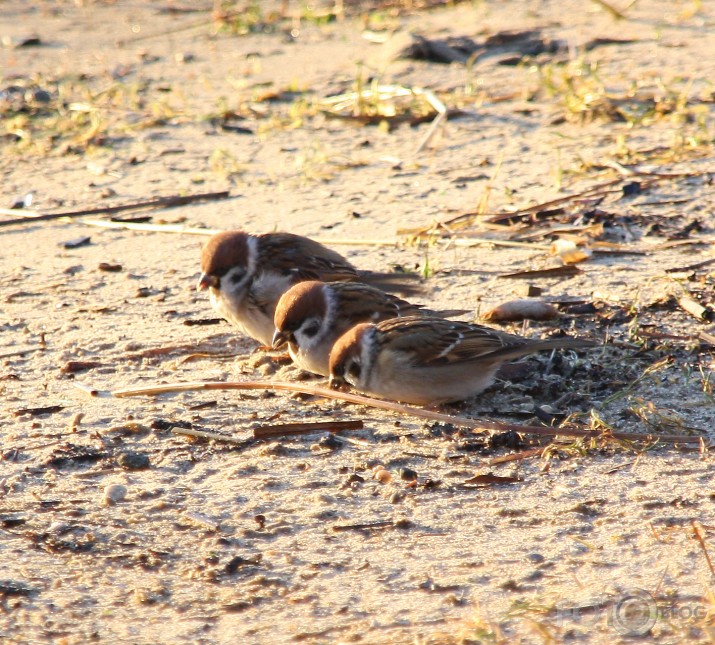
<box><xmin>358</xmin><ymin>271</ymin><xmax>424</xmax><ymax>297</ymax></box>
<box><xmin>486</xmin><ymin>337</ymin><xmax>598</xmax><ymax>362</ymax></box>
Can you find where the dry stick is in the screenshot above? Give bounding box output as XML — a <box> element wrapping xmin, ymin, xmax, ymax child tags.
<box><xmin>691</xmin><ymin>521</ymin><xmax>715</xmax><ymax>577</ymax></box>
<box><xmin>112</xmin><ymin>380</ymin><xmax>705</xmax><ymax>444</ymax></box>
<box><xmin>666</xmin><ymin>257</ymin><xmax>715</xmax><ymax>274</ymax></box>
<box><xmin>0</xmin><ymin>191</ymin><xmax>231</xmax><ymax>228</ymax></box>
<box><xmin>253</xmin><ymin>420</ymin><xmax>363</xmax><ymax>439</ymax></box>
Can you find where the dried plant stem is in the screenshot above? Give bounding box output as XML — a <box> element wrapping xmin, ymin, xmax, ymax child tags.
<box><xmin>691</xmin><ymin>521</ymin><xmax>715</xmax><ymax>576</ymax></box>
<box><xmin>170</xmin><ymin>427</ymin><xmax>250</xmax><ymax>445</ymax></box>
<box><xmin>82</xmin><ymin>219</ymin><xmax>221</xmax><ymax>236</ymax></box>
<box><xmin>488</xmin><ymin>447</ymin><xmax>547</xmax><ymax>465</ymax></box>
<box><xmin>112</xmin><ymin>380</ymin><xmax>705</xmax><ymax>444</ymax></box>
<box><xmin>415</xmin><ymin>90</ymin><xmax>447</xmax><ymax>154</ymax></box>
<box><xmin>589</xmin><ymin>0</ymin><xmax>627</xmax><ymax>19</ymax></box>
<box><xmin>81</xmin><ymin>219</ymin><xmax>399</xmax><ymax>248</ymax></box>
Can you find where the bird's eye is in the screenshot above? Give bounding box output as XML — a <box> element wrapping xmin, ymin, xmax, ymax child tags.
<box><xmin>302</xmin><ymin>320</ymin><xmax>320</xmax><ymax>338</ymax></box>
<box><xmin>347</xmin><ymin>359</ymin><xmax>361</xmax><ymax>381</ymax></box>
<box><xmin>229</xmin><ymin>268</ymin><xmax>245</xmax><ymax>285</ymax></box>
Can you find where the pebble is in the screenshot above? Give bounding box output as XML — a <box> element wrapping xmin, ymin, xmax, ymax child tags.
<box><xmin>117</xmin><ymin>451</ymin><xmax>150</xmax><ymax>470</ymax></box>
<box><xmin>104</xmin><ymin>484</ymin><xmax>127</xmax><ymax>505</ymax></box>
<box><xmin>257</xmin><ymin>362</ymin><xmax>275</xmax><ymax>377</ymax></box>
<box><xmin>374</xmin><ymin>468</ymin><xmax>392</xmax><ymax>484</ymax></box>
<box><xmin>399</xmin><ymin>467</ymin><xmax>418</xmax><ymax>482</ymax></box>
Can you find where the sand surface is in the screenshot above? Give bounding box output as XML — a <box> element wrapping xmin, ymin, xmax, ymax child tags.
<box><xmin>2</xmin><ymin>1</ymin><xmax>715</xmax><ymax>643</ymax></box>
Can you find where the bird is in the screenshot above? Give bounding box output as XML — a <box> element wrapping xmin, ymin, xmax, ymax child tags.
<box><xmin>196</xmin><ymin>230</ymin><xmax>420</xmax><ymax>346</ymax></box>
<box><xmin>272</xmin><ymin>280</ymin><xmax>467</xmax><ymax>376</ymax></box>
<box><xmin>328</xmin><ymin>316</ymin><xmax>596</xmax><ymax>405</ymax></box>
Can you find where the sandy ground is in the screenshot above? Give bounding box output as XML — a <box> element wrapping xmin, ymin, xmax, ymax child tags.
<box><xmin>2</xmin><ymin>1</ymin><xmax>715</xmax><ymax>643</ymax></box>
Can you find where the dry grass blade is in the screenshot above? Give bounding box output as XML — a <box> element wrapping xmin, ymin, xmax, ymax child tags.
<box><xmin>415</xmin><ymin>89</ymin><xmax>447</xmax><ymax>154</ymax></box>
<box><xmin>80</xmin><ymin>219</ymin><xmax>400</xmax><ymax>248</ymax></box>
<box><xmin>488</xmin><ymin>447</ymin><xmax>547</xmax><ymax>465</ymax></box>
<box><xmin>170</xmin><ymin>427</ymin><xmax>251</xmax><ymax>446</ymax></box>
<box><xmin>332</xmin><ymin>520</ymin><xmax>394</xmax><ymax>532</ymax></box>
<box><xmin>589</xmin><ymin>0</ymin><xmax>628</xmax><ymax>19</ymax></box>
<box><xmin>82</xmin><ymin>219</ymin><xmax>221</xmax><ymax>236</ymax></box>
<box><xmin>111</xmin><ymin>380</ymin><xmax>706</xmax><ymax>444</ymax></box>
<box><xmin>0</xmin><ymin>347</ymin><xmax>43</xmax><ymax>359</ymax></box>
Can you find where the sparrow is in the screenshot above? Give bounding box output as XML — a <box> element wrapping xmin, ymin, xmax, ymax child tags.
<box><xmin>329</xmin><ymin>316</ymin><xmax>596</xmax><ymax>405</ymax></box>
<box><xmin>272</xmin><ymin>280</ymin><xmax>467</xmax><ymax>376</ymax></box>
<box><xmin>196</xmin><ymin>230</ymin><xmax>420</xmax><ymax>346</ymax></box>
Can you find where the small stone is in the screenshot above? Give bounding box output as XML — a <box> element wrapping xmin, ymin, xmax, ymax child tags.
<box><xmin>517</xmin><ymin>284</ymin><xmax>543</xmax><ymax>297</ymax></box>
<box><xmin>175</xmin><ymin>52</ymin><xmax>196</xmax><ymax>63</ymax></box>
<box><xmin>399</xmin><ymin>467</ymin><xmax>418</xmax><ymax>482</ymax></box>
<box><xmin>61</xmin><ymin>236</ymin><xmax>91</xmax><ymax>249</ymax></box>
<box><xmin>374</xmin><ymin>469</ymin><xmax>392</xmax><ymax>484</ymax></box>
<box><xmin>98</xmin><ymin>262</ymin><xmax>122</xmax><ymax>272</ymax></box>
<box><xmin>104</xmin><ymin>484</ymin><xmax>127</xmax><ymax>505</ymax></box>
<box><xmin>316</xmin><ymin>434</ymin><xmax>341</xmax><ymax>450</ymax></box>
<box><xmin>32</xmin><ymin>89</ymin><xmax>51</xmax><ymax>103</ymax></box>
<box><xmin>257</xmin><ymin>362</ymin><xmax>275</xmax><ymax>377</ymax></box>
<box><xmin>117</xmin><ymin>451</ymin><xmax>150</xmax><ymax>470</ymax></box>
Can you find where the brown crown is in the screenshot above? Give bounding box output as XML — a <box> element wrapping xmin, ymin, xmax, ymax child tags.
<box><xmin>200</xmin><ymin>231</ymin><xmax>250</xmax><ymax>277</ymax></box>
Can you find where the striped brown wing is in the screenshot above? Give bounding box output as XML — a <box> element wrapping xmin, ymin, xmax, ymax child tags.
<box><xmin>375</xmin><ymin>317</ymin><xmax>525</xmax><ymax>366</ymax></box>
<box><xmin>258</xmin><ymin>233</ymin><xmax>359</xmax><ymax>282</ymax></box>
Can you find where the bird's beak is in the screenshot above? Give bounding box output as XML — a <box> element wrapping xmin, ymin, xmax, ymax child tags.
<box><xmin>196</xmin><ymin>273</ymin><xmax>219</xmax><ymax>291</ymax></box>
<box><xmin>271</xmin><ymin>329</ymin><xmax>290</xmax><ymax>349</ymax></box>
<box><xmin>328</xmin><ymin>375</ymin><xmax>345</xmax><ymax>391</ymax></box>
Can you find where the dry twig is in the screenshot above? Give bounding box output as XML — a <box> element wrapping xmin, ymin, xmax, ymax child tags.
<box><xmin>0</xmin><ymin>191</ymin><xmax>231</xmax><ymax>228</ymax></box>
<box><xmin>112</xmin><ymin>380</ymin><xmax>705</xmax><ymax>444</ymax></box>
<box><xmin>253</xmin><ymin>420</ymin><xmax>363</xmax><ymax>439</ymax></box>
